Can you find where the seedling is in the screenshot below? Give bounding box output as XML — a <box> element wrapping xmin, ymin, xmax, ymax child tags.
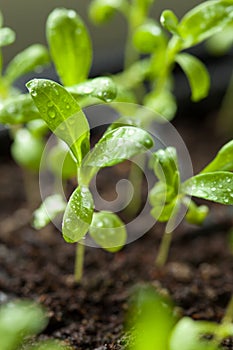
<box><xmin>127</xmin><ymin>286</ymin><xmax>233</xmax><ymax>350</ymax></box>
<box><xmin>0</xmin><ymin>300</ymin><xmax>68</xmax><ymax>350</ymax></box>
<box><xmin>150</xmin><ymin>140</ymin><xmax>233</xmax><ymax>265</ymax></box>
<box><xmin>89</xmin><ymin>0</ymin><xmax>233</xmax><ymax>120</ymax></box>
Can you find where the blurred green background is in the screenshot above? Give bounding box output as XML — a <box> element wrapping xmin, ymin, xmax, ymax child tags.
<box><xmin>1</xmin><ymin>0</ymin><xmax>202</xmax><ymax>70</ymax></box>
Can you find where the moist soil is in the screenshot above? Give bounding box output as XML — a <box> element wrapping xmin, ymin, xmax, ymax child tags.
<box><xmin>0</xmin><ymin>117</ymin><xmax>233</xmax><ymax>349</ymax></box>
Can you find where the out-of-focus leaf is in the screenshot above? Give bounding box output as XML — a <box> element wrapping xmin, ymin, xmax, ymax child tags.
<box><xmin>201</xmin><ymin>140</ymin><xmax>233</xmax><ymax>173</ymax></box>
<box><xmin>0</xmin><ymin>27</ymin><xmax>15</xmax><ymax>47</ymax></box>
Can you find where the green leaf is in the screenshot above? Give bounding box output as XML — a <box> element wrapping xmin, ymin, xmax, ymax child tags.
<box><xmin>5</xmin><ymin>44</ymin><xmax>50</xmax><ymax>84</ymax></box>
<box><xmin>62</xmin><ymin>186</ymin><xmax>94</xmax><ymax>243</ymax></box>
<box><xmin>11</xmin><ymin>129</ymin><xmax>44</xmax><ymax>172</ymax></box>
<box><xmin>0</xmin><ymin>94</ymin><xmax>40</xmax><ymax>124</ymax></box>
<box><xmin>177</xmin><ymin>0</ymin><xmax>233</xmax><ymax>48</ymax></box>
<box><xmin>201</xmin><ymin>140</ymin><xmax>233</xmax><ymax>173</ymax></box>
<box><xmin>127</xmin><ymin>286</ymin><xmax>177</xmax><ymax>350</ymax></box>
<box><xmin>160</xmin><ymin>10</ymin><xmax>179</xmax><ymax>35</ymax></box>
<box><xmin>27</xmin><ymin>119</ymin><xmax>48</xmax><ymax>138</ymax></box>
<box><xmin>67</xmin><ymin>77</ymin><xmax>117</xmax><ymax>102</ymax></box>
<box><xmin>182</xmin><ymin>171</ymin><xmax>233</xmax><ymax>205</ymax></box>
<box><xmin>46</xmin><ymin>8</ymin><xmax>92</xmax><ymax>86</ymax></box>
<box><xmin>144</xmin><ymin>89</ymin><xmax>177</xmax><ymax>121</ymax></box>
<box><xmin>151</xmin><ymin>198</ymin><xmax>180</xmax><ymax>223</ymax></box>
<box><xmin>26</xmin><ymin>79</ymin><xmax>90</xmax><ymax>165</ymax></box>
<box><xmin>0</xmin><ymin>27</ymin><xmax>15</xmax><ymax>47</ymax></box>
<box><xmin>0</xmin><ymin>301</ymin><xmax>47</xmax><ymax>350</ymax></box>
<box><xmin>89</xmin><ymin>0</ymin><xmax>126</xmax><ymax>24</ymax></box>
<box><xmin>33</xmin><ymin>194</ymin><xmax>66</xmax><ymax>230</ymax></box>
<box><xmin>133</xmin><ymin>20</ymin><xmax>166</xmax><ymax>54</ymax></box>
<box><xmin>80</xmin><ymin>126</ymin><xmax>154</xmax><ymax>185</ymax></box>
<box><xmin>170</xmin><ymin>317</ymin><xmax>218</xmax><ymax>350</ymax></box>
<box><xmin>175</xmin><ymin>53</ymin><xmax>210</xmax><ymax>101</ymax></box>
<box><xmin>184</xmin><ymin>199</ymin><xmax>209</xmax><ymax>225</ymax></box>
<box><xmin>48</xmin><ymin>141</ymin><xmax>77</xmax><ymax>180</ymax></box>
<box><xmin>149</xmin><ymin>147</ymin><xmax>179</xmax><ymax>188</ymax></box>
<box><xmin>89</xmin><ymin>211</ymin><xmax>126</xmax><ymax>252</ymax></box>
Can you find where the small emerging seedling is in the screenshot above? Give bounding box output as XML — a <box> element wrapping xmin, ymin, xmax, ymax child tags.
<box><xmin>150</xmin><ymin>140</ymin><xmax>233</xmax><ymax>266</ymax></box>
<box><xmin>27</xmin><ymin>78</ymin><xmax>153</xmax><ymax>282</ymax></box>
<box><xmin>0</xmin><ymin>300</ymin><xmax>68</xmax><ymax>350</ymax></box>
<box><xmin>127</xmin><ymin>286</ymin><xmax>233</xmax><ymax>350</ymax></box>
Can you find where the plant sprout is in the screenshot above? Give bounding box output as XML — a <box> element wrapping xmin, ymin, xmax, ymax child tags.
<box><xmin>127</xmin><ymin>286</ymin><xmax>233</xmax><ymax>350</ymax></box>
<box><xmin>0</xmin><ymin>300</ymin><xmax>69</xmax><ymax>350</ymax></box>
<box><xmin>150</xmin><ymin>140</ymin><xmax>233</xmax><ymax>266</ymax></box>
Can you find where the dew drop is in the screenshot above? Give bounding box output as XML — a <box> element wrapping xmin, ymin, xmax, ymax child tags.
<box><xmin>211</xmin><ymin>187</ymin><xmax>216</xmax><ymax>192</ymax></box>
<box><xmin>31</xmin><ymin>90</ymin><xmax>37</xmax><ymax>97</ymax></box>
<box><xmin>48</xmin><ymin>108</ymin><xmax>56</xmax><ymax>119</ymax></box>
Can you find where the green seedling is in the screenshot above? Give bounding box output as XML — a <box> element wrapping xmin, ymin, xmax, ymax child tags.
<box><xmin>126</xmin><ymin>285</ymin><xmax>177</xmax><ymax>350</ymax></box>
<box><xmin>26</xmin><ymin>77</ymin><xmax>153</xmax><ymax>282</ymax></box>
<box><xmin>0</xmin><ymin>300</ymin><xmax>69</xmax><ymax>350</ymax></box>
<box><xmin>127</xmin><ymin>286</ymin><xmax>233</xmax><ymax>350</ymax></box>
<box><xmin>89</xmin><ymin>0</ymin><xmax>233</xmax><ymax>120</ymax></box>
<box><xmin>0</xmin><ymin>10</ymin><xmax>50</xmax><ymax>172</ymax></box>
<box><xmin>150</xmin><ymin>140</ymin><xmax>233</xmax><ymax>266</ymax></box>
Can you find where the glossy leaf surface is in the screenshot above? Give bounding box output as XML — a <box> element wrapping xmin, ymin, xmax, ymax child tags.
<box><xmin>5</xmin><ymin>44</ymin><xmax>50</xmax><ymax>83</ymax></box>
<box><xmin>175</xmin><ymin>53</ymin><xmax>210</xmax><ymax>101</ymax></box>
<box><xmin>178</xmin><ymin>0</ymin><xmax>233</xmax><ymax>48</ymax></box>
<box><xmin>0</xmin><ymin>94</ymin><xmax>40</xmax><ymax>124</ymax></box>
<box><xmin>62</xmin><ymin>186</ymin><xmax>94</xmax><ymax>243</ymax></box>
<box><xmin>27</xmin><ymin>79</ymin><xmax>90</xmax><ymax>164</ymax></box>
<box><xmin>201</xmin><ymin>140</ymin><xmax>233</xmax><ymax>173</ymax></box>
<box><xmin>33</xmin><ymin>194</ymin><xmax>66</xmax><ymax>230</ymax></box>
<box><xmin>182</xmin><ymin>171</ymin><xmax>233</xmax><ymax>204</ymax></box>
<box><xmin>80</xmin><ymin>126</ymin><xmax>153</xmax><ymax>185</ymax></box>
<box><xmin>46</xmin><ymin>8</ymin><xmax>92</xmax><ymax>85</ymax></box>
<box><xmin>90</xmin><ymin>211</ymin><xmax>126</xmax><ymax>252</ymax></box>
<box><xmin>0</xmin><ymin>27</ymin><xmax>15</xmax><ymax>47</ymax></box>
<box><xmin>133</xmin><ymin>20</ymin><xmax>165</xmax><ymax>54</ymax></box>
<box><xmin>67</xmin><ymin>77</ymin><xmax>117</xmax><ymax>102</ymax></box>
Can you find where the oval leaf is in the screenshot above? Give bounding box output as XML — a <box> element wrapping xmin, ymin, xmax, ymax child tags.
<box><xmin>0</xmin><ymin>94</ymin><xmax>40</xmax><ymax>124</ymax></box>
<box><xmin>26</xmin><ymin>79</ymin><xmax>90</xmax><ymax>164</ymax></box>
<box><xmin>80</xmin><ymin>126</ymin><xmax>154</xmax><ymax>185</ymax></box>
<box><xmin>62</xmin><ymin>186</ymin><xmax>94</xmax><ymax>243</ymax></box>
<box><xmin>5</xmin><ymin>44</ymin><xmax>50</xmax><ymax>84</ymax></box>
<box><xmin>48</xmin><ymin>142</ymin><xmax>77</xmax><ymax>180</ymax></box>
<box><xmin>170</xmin><ymin>317</ymin><xmax>218</xmax><ymax>350</ymax></box>
<box><xmin>46</xmin><ymin>8</ymin><xmax>92</xmax><ymax>86</ymax></box>
<box><xmin>133</xmin><ymin>20</ymin><xmax>166</xmax><ymax>54</ymax></box>
<box><xmin>67</xmin><ymin>77</ymin><xmax>117</xmax><ymax>102</ymax></box>
<box><xmin>33</xmin><ymin>194</ymin><xmax>66</xmax><ymax>230</ymax></box>
<box><xmin>201</xmin><ymin>140</ymin><xmax>233</xmax><ymax>173</ymax></box>
<box><xmin>89</xmin><ymin>0</ymin><xmax>126</xmax><ymax>24</ymax></box>
<box><xmin>11</xmin><ymin>129</ymin><xmax>44</xmax><ymax>171</ymax></box>
<box><xmin>175</xmin><ymin>53</ymin><xmax>210</xmax><ymax>101</ymax></box>
<box><xmin>182</xmin><ymin>171</ymin><xmax>233</xmax><ymax>205</ymax></box>
<box><xmin>160</xmin><ymin>10</ymin><xmax>179</xmax><ymax>35</ymax></box>
<box><xmin>178</xmin><ymin>0</ymin><xmax>233</xmax><ymax>48</ymax></box>
<box><xmin>0</xmin><ymin>27</ymin><xmax>15</xmax><ymax>47</ymax></box>
<box><xmin>89</xmin><ymin>211</ymin><xmax>126</xmax><ymax>252</ymax></box>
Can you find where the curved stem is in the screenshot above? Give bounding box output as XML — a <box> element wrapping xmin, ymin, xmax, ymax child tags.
<box><xmin>222</xmin><ymin>295</ymin><xmax>233</xmax><ymax>325</ymax></box>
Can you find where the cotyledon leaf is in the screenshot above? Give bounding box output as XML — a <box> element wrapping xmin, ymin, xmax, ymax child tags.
<box><xmin>33</xmin><ymin>194</ymin><xmax>67</xmax><ymax>230</ymax></box>
<box><xmin>79</xmin><ymin>126</ymin><xmax>154</xmax><ymax>185</ymax></box>
<box><xmin>177</xmin><ymin>0</ymin><xmax>233</xmax><ymax>48</ymax></box>
<box><xmin>67</xmin><ymin>77</ymin><xmax>117</xmax><ymax>102</ymax></box>
<box><xmin>5</xmin><ymin>44</ymin><xmax>50</xmax><ymax>84</ymax></box>
<box><xmin>26</xmin><ymin>79</ymin><xmax>90</xmax><ymax>164</ymax></box>
<box><xmin>201</xmin><ymin>140</ymin><xmax>233</xmax><ymax>173</ymax></box>
<box><xmin>182</xmin><ymin>171</ymin><xmax>233</xmax><ymax>205</ymax></box>
<box><xmin>0</xmin><ymin>27</ymin><xmax>15</xmax><ymax>47</ymax></box>
<box><xmin>89</xmin><ymin>211</ymin><xmax>126</xmax><ymax>252</ymax></box>
<box><xmin>46</xmin><ymin>8</ymin><xmax>92</xmax><ymax>86</ymax></box>
<box><xmin>62</xmin><ymin>186</ymin><xmax>94</xmax><ymax>243</ymax></box>
<box><xmin>175</xmin><ymin>53</ymin><xmax>210</xmax><ymax>102</ymax></box>
<box><xmin>0</xmin><ymin>94</ymin><xmax>40</xmax><ymax>124</ymax></box>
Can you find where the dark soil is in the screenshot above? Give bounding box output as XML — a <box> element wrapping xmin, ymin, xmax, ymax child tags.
<box><xmin>0</xmin><ymin>119</ymin><xmax>233</xmax><ymax>349</ymax></box>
